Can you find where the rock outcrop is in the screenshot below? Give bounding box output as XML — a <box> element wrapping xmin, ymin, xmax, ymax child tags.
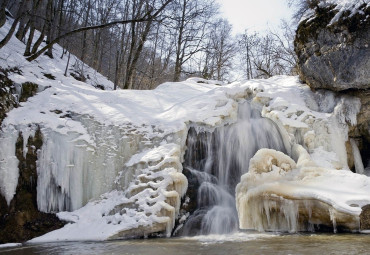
<box><xmin>295</xmin><ymin>2</ymin><xmax>370</xmax><ymax>91</ymax></box>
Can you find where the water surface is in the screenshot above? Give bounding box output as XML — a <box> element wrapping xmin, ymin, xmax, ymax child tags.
<box><xmin>1</xmin><ymin>232</ymin><xmax>370</xmax><ymax>255</ymax></box>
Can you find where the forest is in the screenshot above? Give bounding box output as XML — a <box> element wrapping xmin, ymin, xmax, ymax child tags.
<box><xmin>0</xmin><ymin>0</ymin><xmax>298</xmax><ymax>90</ymax></box>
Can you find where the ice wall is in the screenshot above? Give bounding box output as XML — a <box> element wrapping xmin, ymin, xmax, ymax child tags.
<box><xmin>35</xmin><ymin>114</ymin><xmax>146</xmax><ymax>212</ymax></box>
<box><xmin>30</xmin><ymin>143</ymin><xmax>188</xmax><ymax>241</ymax></box>
<box><xmin>0</xmin><ymin>125</ymin><xmax>21</xmax><ymax>205</ymax></box>
<box><xmin>0</xmin><ymin>113</ymin><xmax>168</xmax><ymax>212</ymax></box>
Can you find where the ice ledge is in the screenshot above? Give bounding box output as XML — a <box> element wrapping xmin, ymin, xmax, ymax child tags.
<box><xmin>236</xmin><ymin>145</ymin><xmax>370</xmax><ymax>233</ymax></box>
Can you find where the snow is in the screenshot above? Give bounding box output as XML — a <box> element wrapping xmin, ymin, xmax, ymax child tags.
<box><xmin>0</xmin><ymin>17</ymin><xmax>369</xmax><ymax>241</ymax></box>
<box><xmin>318</xmin><ymin>0</ymin><xmax>370</xmax><ymax>24</ymax></box>
<box><xmin>0</xmin><ymin>243</ymin><xmax>22</xmax><ymax>248</ymax></box>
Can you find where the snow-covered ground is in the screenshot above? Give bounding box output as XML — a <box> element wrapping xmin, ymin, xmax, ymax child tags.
<box><xmin>0</xmin><ymin>16</ymin><xmax>370</xmax><ymax>242</ymax></box>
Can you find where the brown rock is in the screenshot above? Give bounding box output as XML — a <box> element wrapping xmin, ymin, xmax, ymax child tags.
<box><xmin>360</xmin><ymin>205</ymin><xmax>370</xmax><ymax>230</ymax></box>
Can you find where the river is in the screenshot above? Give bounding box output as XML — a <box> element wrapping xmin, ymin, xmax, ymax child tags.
<box><xmin>2</xmin><ymin>232</ymin><xmax>370</xmax><ymax>255</ymax></box>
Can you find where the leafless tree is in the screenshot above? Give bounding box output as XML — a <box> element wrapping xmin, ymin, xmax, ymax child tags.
<box><xmin>170</xmin><ymin>0</ymin><xmax>217</xmax><ymax>81</ymax></box>
<box><xmin>201</xmin><ymin>18</ymin><xmax>235</xmax><ymax>81</ymax></box>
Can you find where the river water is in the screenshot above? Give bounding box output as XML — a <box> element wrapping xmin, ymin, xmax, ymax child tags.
<box><xmin>2</xmin><ymin>232</ymin><xmax>370</xmax><ymax>255</ymax></box>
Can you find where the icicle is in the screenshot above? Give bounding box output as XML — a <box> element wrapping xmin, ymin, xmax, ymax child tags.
<box><xmin>0</xmin><ymin>125</ymin><xmax>20</xmax><ymax>205</ymax></box>
<box><xmin>21</xmin><ymin>125</ymin><xmax>37</xmax><ymax>158</ymax></box>
<box><xmin>329</xmin><ymin>208</ymin><xmax>337</xmax><ymax>233</ymax></box>
<box><xmin>350</xmin><ymin>138</ymin><xmax>365</xmax><ymax>175</ymax></box>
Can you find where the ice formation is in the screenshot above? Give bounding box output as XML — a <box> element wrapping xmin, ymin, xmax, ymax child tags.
<box><xmin>0</xmin><ymin>125</ymin><xmax>20</xmax><ymax>204</ymax></box>
<box><xmin>250</xmin><ymin>76</ymin><xmax>361</xmax><ymax>170</ymax></box>
<box><xmin>31</xmin><ymin>144</ymin><xmax>187</xmax><ymax>241</ymax></box>
<box><xmin>236</xmin><ymin>146</ymin><xmax>370</xmax><ymax>232</ymax></box>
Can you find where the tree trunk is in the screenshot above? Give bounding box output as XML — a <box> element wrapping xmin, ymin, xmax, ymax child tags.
<box><xmin>173</xmin><ymin>0</ymin><xmax>186</xmax><ymax>82</ymax></box>
<box><xmin>125</xmin><ymin>19</ymin><xmax>153</xmax><ymax>90</ymax></box>
<box><xmin>24</xmin><ymin>0</ymin><xmax>41</xmax><ymax>56</ymax></box>
<box><xmin>45</xmin><ymin>0</ymin><xmax>54</xmax><ymax>58</ymax></box>
<box><xmin>0</xmin><ymin>0</ymin><xmax>8</xmax><ymax>28</ymax></box>
<box><xmin>64</xmin><ymin>51</ymin><xmax>71</xmax><ymax>76</ymax></box>
<box><xmin>24</xmin><ymin>26</ymin><xmax>35</xmax><ymax>56</ymax></box>
<box><xmin>0</xmin><ymin>0</ymin><xmax>27</xmax><ymax>49</ymax></box>
<box><xmin>15</xmin><ymin>0</ymin><xmax>30</xmax><ymax>41</ymax></box>
<box><xmin>31</xmin><ymin>24</ymin><xmax>46</xmax><ymax>55</ymax></box>
<box><xmin>80</xmin><ymin>0</ymin><xmax>92</xmax><ymax>75</ymax></box>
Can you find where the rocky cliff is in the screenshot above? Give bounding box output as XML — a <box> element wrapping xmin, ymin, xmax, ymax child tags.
<box><xmin>295</xmin><ymin>2</ymin><xmax>370</xmax><ymax>91</ymax></box>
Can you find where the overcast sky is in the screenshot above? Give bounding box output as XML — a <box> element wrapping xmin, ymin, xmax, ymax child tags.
<box><xmin>216</xmin><ymin>0</ymin><xmax>294</xmax><ymax>34</ymax></box>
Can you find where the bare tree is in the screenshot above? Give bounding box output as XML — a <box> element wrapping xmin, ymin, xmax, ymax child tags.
<box><xmin>238</xmin><ymin>20</ymin><xmax>297</xmax><ymax>80</ymax></box>
<box><xmin>26</xmin><ymin>0</ymin><xmax>173</xmax><ymax>62</ymax></box>
<box><xmin>202</xmin><ymin>18</ymin><xmax>235</xmax><ymax>81</ymax></box>
<box><xmin>171</xmin><ymin>0</ymin><xmax>217</xmax><ymax>81</ymax></box>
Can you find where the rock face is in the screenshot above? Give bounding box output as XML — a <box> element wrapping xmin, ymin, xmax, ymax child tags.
<box><xmin>294</xmin><ymin>3</ymin><xmax>370</xmax><ymax>91</ymax></box>
<box><xmin>0</xmin><ymin>67</ymin><xmax>18</xmax><ymax>125</ymax></box>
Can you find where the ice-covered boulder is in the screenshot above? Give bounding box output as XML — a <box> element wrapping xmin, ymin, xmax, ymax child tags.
<box><xmin>236</xmin><ymin>146</ymin><xmax>370</xmax><ymax>232</ymax></box>
<box><xmin>294</xmin><ymin>0</ymin><xmax>370</xmax><ymax>91</ymax></box>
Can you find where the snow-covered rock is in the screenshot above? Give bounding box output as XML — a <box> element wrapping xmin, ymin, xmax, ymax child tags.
<box><xmin>236</xmin><ymin>146</ymin><xmax>370</xmax><ymax>232</ymax></box>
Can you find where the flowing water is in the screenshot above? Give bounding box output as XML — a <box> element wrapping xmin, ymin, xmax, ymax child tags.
<box><xmin>2</xmin><ymin>233</ymin><xmax>370</xmax><ymax>255</ymax></box>
<box><xmin>178</xmin><ymin>101</ymin><xmax>286</xmax><ymax>235</ymax></box>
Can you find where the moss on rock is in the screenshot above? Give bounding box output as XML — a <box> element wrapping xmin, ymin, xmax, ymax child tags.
<box><xmin>19</xmin><ymin>82</ymin><xmax>38</xmax><ymax>103</ymax></box>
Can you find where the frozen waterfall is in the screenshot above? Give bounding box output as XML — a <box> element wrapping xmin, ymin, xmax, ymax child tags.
<box><xmin>177</xmin><ymin>101</ymin><xmax>287</xmax><ymax>235</ymax></box>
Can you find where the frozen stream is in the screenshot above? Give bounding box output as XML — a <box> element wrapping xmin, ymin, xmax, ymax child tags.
<box><xmin>2</xmin><ymin>233</ymin><xmax>370</xmax><ymax>255</ymax></box>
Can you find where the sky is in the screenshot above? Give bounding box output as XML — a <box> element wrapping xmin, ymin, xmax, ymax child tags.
<box><xmin>216</xmin><ymin>0</ymin><xmax>294</xmax><ymax>34</ymax></box>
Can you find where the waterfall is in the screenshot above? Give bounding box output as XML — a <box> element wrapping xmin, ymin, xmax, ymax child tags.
<box><xmin>178</xmin><ymin>101</ymin><xmax>287</xmax><ymax>236</ymax></box>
